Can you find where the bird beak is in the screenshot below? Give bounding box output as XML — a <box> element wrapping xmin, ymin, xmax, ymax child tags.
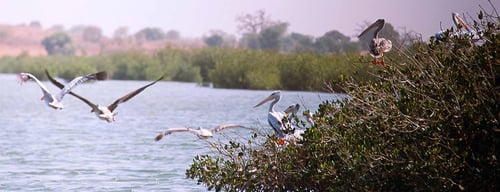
<box><xmin>254</xmin><ymin>95</ymin><xmax>275</xmax><ymax>108</ymax></box>
<box><xmin>284</xmin><ymin>106</ymin><xmax>294</xmax><ymax>113</ymax></box>
<box><xmin>284</xmin><ymin>104</ymin><xmax>300</xmax><ymax>114</ymax></box>
<box><xmin>17</xmin><ymin>74</ymin><xmax>29</xmax><ymax>84</ymax></box>
<box><xmin>50</xmin><ymin>105</ymin><xmax>62</xmax><ymax>110</ymax></box>
<box><xmin>453</xmin><ymin>14</ymin><xmax>471</xmax><ymax>32</ymax></box>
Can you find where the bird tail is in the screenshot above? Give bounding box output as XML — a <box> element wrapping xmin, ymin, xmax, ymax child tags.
<box><xmin>94</xmin><ymin>71</ymin><xmax>108</xmax><ymax>81</ymax></box>
<box><xmin>154</xmin><ymin>132</ymin><xmax>165</xmax><ymax>141</ymax></box>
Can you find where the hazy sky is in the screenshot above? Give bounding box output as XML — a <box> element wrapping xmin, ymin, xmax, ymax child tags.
<box><xmin>0</xmin><ymin>0</ymin><xmax>498</xmax><ymax>40</ymax></box>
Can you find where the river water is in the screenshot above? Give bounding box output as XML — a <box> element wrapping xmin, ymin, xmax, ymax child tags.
<box><xmin>0</xmin><ymin>73</ymin><xmax>340</xmax><ymax>191</ymax></box>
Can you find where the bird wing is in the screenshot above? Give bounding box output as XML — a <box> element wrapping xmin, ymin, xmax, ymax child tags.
<box><xmin>55</xmin><ymin>71</ymin><xmax>107</xmax><ymax>101</ymax></box>
<box><xmin>268</xmin><ymin>111</ymin><xmax>287</xmax><ymax>138</ymax></box>
<box><xmin>211</xmin><ymin>124</ymin><xmax>251</xmax><ymax>133</ymax></box>
<box><xmin>155</xmin><ymin>127</ymin><xmax>199</xmax><ymax>141</ymax></box>
<box><xmin>107</xmin><ymin>75</ymin><xmax>164</xmax><ymax>112</ymax></box>
<box><xmin>45</xmin><ymin>70</ymin><xmax>98</xmax><ymax>110</ymax></box>
<box><xmin>18</xmin><ymin>72</ymin><xmax>53</xmax><ymax>100</ymax></box>
<box><xmin>164</xmin><ymin>127</ymin><xmax>191</xmax><ymax>135</ymax></box>
<box><xmin>358</xmin><ymin>19</ymin><xmax>385</xmax><ymax>38</ymax></box>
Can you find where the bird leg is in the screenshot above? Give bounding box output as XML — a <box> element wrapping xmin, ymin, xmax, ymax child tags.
<box><xmin>379</xmin><ymin>53</ymin><xmax>386</xmax><ymax>66</ymax></box>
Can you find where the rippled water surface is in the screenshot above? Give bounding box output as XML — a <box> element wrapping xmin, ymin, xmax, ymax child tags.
<box><xmin>0</xmin><ymin>73</ymin><xmax>340</xmax><ymax>191</ymax></box>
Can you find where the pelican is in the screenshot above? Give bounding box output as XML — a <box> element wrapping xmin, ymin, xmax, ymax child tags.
<box><xmin>254</xmin><ymin>90</ymin><xmax>299</xmax><ymax>145</ymax></box>
<box><xmin>284</xmin><ymin>103</ymin><xmax>301</xmax><ymax>125</ymax></box>
<box><xmin>286</xmin><ymin>104</ymin><xmax>315</xmax><ymax>126</ymax></box>
<box><xmin>284</xmin><ymin>103</ymin><xmax>300</xmax><ymax>115</ymax></box>
<box><xmin>284</xmin><ymin>104</ymin><xmax>317</xmax><ymax>140</ymax></box>
<box><xmin>358</xmin><ymin>19</ymin><xmax>392</xmax><ymax>65</ymax></box>
<box><xmin>155</xmin><ymin>124</ymin><xmax>252</xmax><ymax>141</ymax></box>
<box><xmin>46</xmin><ymin>70</ymin><xmax>163</xmax><ymax>122</ymax></box>
<box><xmin>435</xmin><ymin>12</ymin><xmax>476</xmax><ymax>41</ymax></box>
<box><xmin>254</xmin><ymin>91</ymin><xmax>285</xmax><ymax>138</ymax></box>
<box><xmin>451</xmin><ymin>12</ymin><xmax>471</xmax><ymax>32</ymax></box>
<box><xmin>305</xmin><ymin>111</ymin><xmax>315</xmax><ymax>127</ymax></box>
<box><xmin>18</xmin><ymin>71</ymin><xmax>107</xmax><ymax>110</ymax></box>
<box><xmin>285</xmin><ymin>103</ymin><xmax>309</xmax><ymax>141</ymax></box>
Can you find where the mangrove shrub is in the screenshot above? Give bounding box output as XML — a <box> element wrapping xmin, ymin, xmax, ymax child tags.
<box><xmin>186</xmin><ymin>11</ymin><xmax>499</xmax><ymax>191</ymax></box>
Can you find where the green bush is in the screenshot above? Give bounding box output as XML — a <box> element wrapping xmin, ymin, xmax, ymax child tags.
<box><xmin>0</xmin><ymin>44</ymin><xmax>376</xmax><ymax>91</ymax></box>
<box><xmin>186</xmin><ymin>11</ymin><xmax>499</xmax><ymax>191</ymax></box>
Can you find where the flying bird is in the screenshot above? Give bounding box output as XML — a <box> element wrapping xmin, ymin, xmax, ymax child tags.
<box><xmin>155</xmin><ymin>124</ymin><xmax>253</xmax><ymax>141</ymax></box>
<box><xmin>358</xmin><ymin>19</ymin><xmax>392</xmax><ymax>65</ymax></box>
<box><xmin>46</xmin><ymin>70</ymin><xmax>163</xmax><ymax>122</ymax></box>
<box><xmin>18</xmin><ymin>71</ymin><xmax>107</xmax><ymax>110</ymax></box>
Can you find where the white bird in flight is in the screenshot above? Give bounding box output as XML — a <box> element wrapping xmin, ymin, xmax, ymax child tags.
<box><xmin>358</xmin><ymin>19</ymin><xmax>392</xmax><ymax>65</ymax></box>
<box><xmin>46</xmin><ymin>70</ymin><xmax>163</xmax><ymax>122</ymax></box>
<box><xmin>18</xmin><ymin>71</ymin><xmax>107</xmax><ymax>110</ymax></box>
<box><xmin>155</xmin><ymin>124</ymin><xmax>253</xmax><ymax>141</ymax></box>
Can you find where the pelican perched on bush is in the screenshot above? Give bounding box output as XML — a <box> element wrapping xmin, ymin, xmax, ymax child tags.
<box><xmin>305</xmin><ymin>111</ymin><xmax>315</xmax><ymax>127</ymax></box>
<box><xmin>358</xmin><ymin>19</ymin><xmax>392</xmax><ymax>65</ymax></box>
<box><xmin>284</xmin><ymin>103</ymin><xmax>300</xmax><ymax>115</ymax></box>
<box><xmin>254</xmin><ymin>91</ymin><xmax>285</xmax><ymax>138</ymax></box>
<box><xmin>155</xmin><ymin>124</ymin><xmax>252</xmax><ymax>141</ymax></box>
<box><xmin>435</xmin><ymin>12</ymin><xmax>476</xmax><ymax>41</ymax></box>
<box><xmin>18</xmin><ymin>71</ymin><xmax>107</xmax><ymax>110</ymax></box>
<box><xmin>284</xmin><ymin>103</ymin><xmax>301</xmax><ymax>125</ymax></box>
<box><xmin>254</xmin><ymin>91</ymin><xmax>299</xmax><ymax>145</ymax></box>
<box><xmin>46</xmin><ymin>70</ymin><xmax>163</xmax><ymax>122</ymax></box>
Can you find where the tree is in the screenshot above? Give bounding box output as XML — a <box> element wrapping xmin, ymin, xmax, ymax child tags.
<box><xmin>82</xmin><ymin>26</ymin><xmax>102</xmax><ymax>43</ymax></box>
<box><xmin>135</xmin><ymin>27</ymin><xmax>165</xmax><ymax>41</ymax></box>
<box><xmin>113</xmin><ymin>26</ymin><xmax>129</xmax><ymax>44</ymax></box>
<box><xmin>236</xmin><ymin>10</ymin><xmax>287</xmax><ymax>50</ymax></box>
<box><xmin>314</xmin><ymin>30</ymin><xmax>359</xmax><ymax>53</ymax></box>
<box><xmin>282</xmin><ymin>32</ymin><xmax>315</xmax><ymax>53</ymax></box>
<box><xmin>41</xmin><ymin>32</ymin><xmax>75</xmax><ymax>56</ymax></box>
<box><xmin>29</xmin><ymin>21</ymin><xmax>41</xmax><ymax>28</ymax></box>
<box><xmin>204</xmin><ymin>34</ymin><xmax>224</xmax><ymax>47</ymax></box>
<box><xmin>165</xmin><ymin>30</ymin><xmax>180</xmax><ymax>40</ymax></box>
<box><xmin>259</xmin><ymin>22</ymin><xmax>289</xmax><ymax>50</ymax></box>
<box><xmin>239</xmin><ymin>33</ymin><xmax>260</xmax><ymax>49</ymax></box>
<box><xmin>236</xmin><ymin>9</ymin><xmax>274</xmax><ymax>34</ymax></box>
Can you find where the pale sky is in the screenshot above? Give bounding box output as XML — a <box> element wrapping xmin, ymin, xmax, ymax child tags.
<box><xmin>0</xmin><ymin>0</ymin><xmax>498</xmax><ymax>40</ymax></box>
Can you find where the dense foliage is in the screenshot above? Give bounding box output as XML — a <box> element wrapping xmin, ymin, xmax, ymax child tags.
<box><xmin>41</xmin><ymin>32</ymin><xmax>75</xmax><ymax>56</ymax></box>
<box><xmin>0</xmin><ymin>48</ymin><xmax>375</xmax><ymax>91</ymax></box>
<box><xmin>185</xmin><ymin>12</ymin><xmax>499</xmax><ymax>191</ymax></box>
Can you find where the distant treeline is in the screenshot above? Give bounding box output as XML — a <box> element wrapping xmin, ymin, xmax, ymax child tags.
<box><xmin>0</xmin><ymin>47</ymin><xmax>380</xmax><ymax>91</ymax></box>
